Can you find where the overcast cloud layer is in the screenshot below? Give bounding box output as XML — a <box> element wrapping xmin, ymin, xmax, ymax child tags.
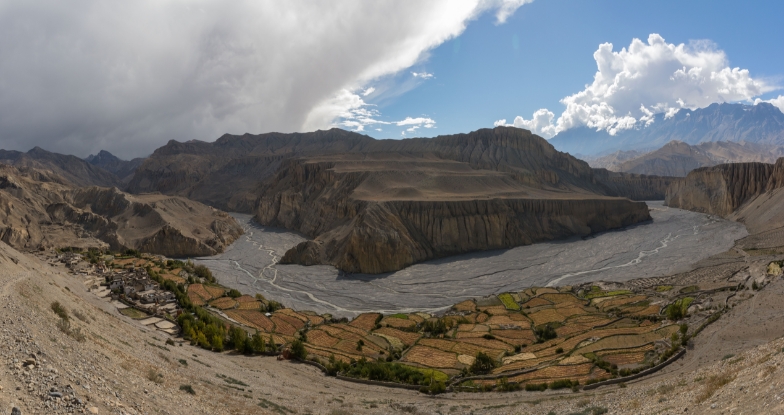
<box><xmin>0</xmin><ymin>0</ymin><xmax>530</xmax><ymax>158</ymax></box>
<box><xmin>496</xmin><ymin>34</ymin><xmax>782</xmax><ymax>138</ymax></box>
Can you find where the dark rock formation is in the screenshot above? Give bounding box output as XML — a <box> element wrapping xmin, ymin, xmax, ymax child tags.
<box><xmin>591</xmin><ymin>169</ymin><xmax>675</xmax><ymax>200</ymax></box>
<box><xmin>0</xmin><ymin>147</ymin><xmax>120</xmax><ymax>188</ymax></box>
<box><xmin>84</xmin><ymin>150</ymin><xmax>145</xmax><ymax>183</ymax></box>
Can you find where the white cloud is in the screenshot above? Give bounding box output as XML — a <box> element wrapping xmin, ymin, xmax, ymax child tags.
<box><xmin>498</xmin><ymin>34</ymin><xmax>776</xmax><ymax>138</ymax></box>
<box><xmin>0</xmin><ymin>0</ymin><xmax>532</xmax><ymax>158</ymax></box>
<box><xmin>494</xmin><ymin>108</ymin><xmax>556</xmax><ymax>138</ymax></box>
<box><xmin>362</xmin><ymin>87</ymin><xmax>376</xmax><ymax>96</ymax></box>
<box><xmin>755</xmin><ymin>95</ymin><xmax>784</xmax><ymax>113</ymax></box>
<box><xmin>396</xmin><ymin>117</ymin><xmax>436</xmax><ymax>128</ymax></box>
<box><xmin>492</xmin><ymin>0</ymin><xmax>535</xmax><ymax>24</ymax></box>
<box><xmin>412</xmin><ymin>71</ymin><xmax>435</xmax><ymax>79</ymax></box>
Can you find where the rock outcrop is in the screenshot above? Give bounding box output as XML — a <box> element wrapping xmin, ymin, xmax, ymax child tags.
<box><xmin>0</xmin><ymin>164</ymin><xmax>242</xmax><ymax>256</ymax></box>
<box><xmin>664</xmin><ymin>162</ymin><xmax>774</xmax><ymax>217</ymax></box>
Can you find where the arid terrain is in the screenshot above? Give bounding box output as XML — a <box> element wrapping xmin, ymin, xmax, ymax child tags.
<box><xmin>1</xmin><ymin>219</ymin><xmax>783</xmax><ymax>414</ymax></box>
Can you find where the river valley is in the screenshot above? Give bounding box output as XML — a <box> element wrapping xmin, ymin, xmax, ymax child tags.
<box><xmin>195</xmin><ymin>202</ymin><xmax>747</xmax><ymax>317</ymax></box>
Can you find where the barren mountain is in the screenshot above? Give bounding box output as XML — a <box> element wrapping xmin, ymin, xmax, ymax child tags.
<box><xmin>0</xmin><ymin>147</ymin><xmax>121</xmax><ymax>188</ymax></box>
<box><xmin>256</xmin><ymin>128</ymin><xmax>653</xmax><ymax>273</ymax></box>
<box><xmin>128</xmin><ymin>127</ymin><xmax>673</xmax><ymax>213</ymax></box>
<box><xmin>0</xmin><ymin>164</ymin><xmax>242</xmax><ymax>256</ymax></box>
<box><xmin>84</xmin><ymin>150</ymin><xmax>145</xmax><ymax>183</ymax></box>
<box><xmin>586</xmin><ymin>140</ymin><xmax>784</xmax><ymax>177</ymax></box>
<box><xmin>552</xmin><ymin>102</ymin><xmax>784</xmax><ymax>156</ymax></box>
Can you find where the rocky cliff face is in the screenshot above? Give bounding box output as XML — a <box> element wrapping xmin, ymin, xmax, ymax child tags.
<box><xmin>591</xmin><ymin>169</ymin><xmax>675</xmax><ymax>200</ymax></box>
<box><xmin>0</xmin><ymin>164</ymin><xmax>242</xmax><ymax>256</ymax></box>
<box><xmin>278</xmin><ymin>197</ymin><xmax>650</xmax><ymax>274</ymax></box>
<box><xmin>258</xmin><ymin>151</ymin><xmax>651</xmax><ymax>274</ymax></box>
<box><xmin>130</xmin><ymin>126</ymin><xmax>674</xmax><ymax>210</ymax></box>
<box><xmin>665</xmin><ymin>162</ymin><xmax>775</xmax><ymax>216</ymax></box>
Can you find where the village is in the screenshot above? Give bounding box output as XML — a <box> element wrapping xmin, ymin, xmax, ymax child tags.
<box><xmin>32</xmin><ymin>249</ymin><xmax>183</xmax><ymax>336</ymax></box>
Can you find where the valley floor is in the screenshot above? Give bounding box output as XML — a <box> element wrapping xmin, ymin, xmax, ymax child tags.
<box><xmin>0</xmin><ymin>240</ymin><xmax>783</xmax><ymax>414</ymax></box>
<box><xmin>196</xmin><ymin>202</ymin><xmax>746</xmax><ymax>317</ymax></box>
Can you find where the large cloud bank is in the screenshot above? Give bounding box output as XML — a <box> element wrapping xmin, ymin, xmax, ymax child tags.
<box><xmin>496</xmin><ymin>34</ymin><xmax>779</xmax><ymax>138</ymax></box>
<box><xmin>0</xmin><ymin>0</ymin><xmax>531</xmax><ymax>158</ymax></box>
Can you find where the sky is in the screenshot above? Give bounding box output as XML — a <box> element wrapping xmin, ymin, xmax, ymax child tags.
<box><xmin>0</xmin><ymin>0</ymin><xmax>783</xmax><ymax>159</ymax></box>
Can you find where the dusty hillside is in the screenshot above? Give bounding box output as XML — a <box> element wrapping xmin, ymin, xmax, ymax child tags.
<box><xmin>256</xmin><ymin>140</ymin><xmax>651</xmax><ymax>274</ymax></box>
<box><xmin>0</xmin><ymin>164</ymin><xmax>242</xmax><ymax>256</ymax></box>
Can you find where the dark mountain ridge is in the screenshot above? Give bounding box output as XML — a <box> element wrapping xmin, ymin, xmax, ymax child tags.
<box><xmin>84</xmin><ymin>150</ymin><xmax>145</xmax><ymax>182</ymax></box>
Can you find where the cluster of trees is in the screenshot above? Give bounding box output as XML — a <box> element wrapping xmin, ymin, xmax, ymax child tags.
<box><xmin>177</xmin><ymin>309</ymin><xmax>278</xmax><ymax>353</ymax></box>
<box><xmin>324</xmin><ymin>355</ymin><xmax>444</xmax><ymax>392</ymax></box>
<box><xmin>534</xmin><ymin>324</ymin><xmax>557</xmax><ymax>342</ymax></box>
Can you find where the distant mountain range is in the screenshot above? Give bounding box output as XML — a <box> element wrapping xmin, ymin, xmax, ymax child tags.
<box><xmin>550</xmin><ymin>102</ymin><xmax>784</xmax><ymax>156</ymax></box>
<box><xmin>583</xmin><ymin>140</ymin><xmax>784</xmax><ymax>177</ymax></box>
<box><xmin>84</xmin><ymin>150</ymin><xmax>144</xmax><ymax>183</ymax></box>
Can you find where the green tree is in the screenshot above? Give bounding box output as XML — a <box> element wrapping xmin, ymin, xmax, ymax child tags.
<box><xmin>211</xmin><ymin>334</ymin><xmax>224</xmax><ymax>352</ymax></box>
<box><xmin>290</xmin><ymin>339</ymin><xmax>307</xmax><ymax>360</ymax></box>
<box><xmin>250</xmin><ymin>332</ymin><xmax>266</xmax><ymax>354</ymax></box>
<box><xmin>227</xmin><ymin>289</ymin><xmax>242</xmax><ymax>298</ymax></box>
<box><xmin>229</xmin><ymin>327</ymin><xmax>247</xmax><ymax>352</ymax></box>
<box><xmin>469</xmin><ymin>352</ymin><xmax>497</xmax><ymax>375</ymax></box>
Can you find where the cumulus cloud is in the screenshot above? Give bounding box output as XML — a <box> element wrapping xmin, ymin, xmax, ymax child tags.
<box><xmin>412</xmin><ymin>71</ymin><xmax>435</xmax><ymax>79</ymax></box>
<box><xmin>396</xmin><ymin>117</ymin><xmax>436</xmax><ymax>128</ymax></box>
<box><xmin>0</xmin><ymin>0</ymin><xmax>531</xmax><ymax>158</ymax></box>
<box><xmin>755</xmin><ymin>95</ymin><xmax>784</xmax><ymax>113</ymax></box>
<box><xmin>362</xmin><ymin>87</ymin><xmax>376</xmax><ymax>97</ymax></box>
<box><xmin>498</xmin><ymin>34</ymin><xmax>775</xmax><ymax>138</ymax></box>
<box><xmin>494</xmin><ymin>109</ymin><xmax>556</xmax><ymax>137</ymax></box>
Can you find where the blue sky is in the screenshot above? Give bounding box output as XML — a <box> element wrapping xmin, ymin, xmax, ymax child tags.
<box><xmin>358</xmin><ymin>0</ymin><xmax>784</xmax><ymax>140</ymax></box>
<box><xmin>1</xmin><ymin>0</ymin><xmax>783</xmax><ymax>158</ymax></box>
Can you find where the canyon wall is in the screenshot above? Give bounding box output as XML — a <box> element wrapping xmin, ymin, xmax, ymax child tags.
<box><xmin>258</xmin><ymin>157</ymin><xmax>651</xmax><ymax>274</ymax></box>
<box><xmin>664</xmin><ymin>162</ymin><xmax>775</xmax><ymax>217</ymax></box>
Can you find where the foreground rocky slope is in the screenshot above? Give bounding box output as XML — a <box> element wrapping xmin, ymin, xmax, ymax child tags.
<box><xmin>0</xmin><ymin>164</ymin><xmax>242</xmax><ymax>256</ymax></box>
<box><xmin>256</xmin><ymin>129</ymin><xmax>653</xmax><ymax>274</ymax></box>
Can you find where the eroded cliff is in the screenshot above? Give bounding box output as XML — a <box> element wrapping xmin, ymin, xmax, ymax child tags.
<box><xmin>664</xmin><ymin>162</ymin><xmax>774</xmax><ymax>216</ymax></box>
<box><xmin>258</xmin><ymin>149</ymin><xmax>651</xmax><ymax>274</ymax></box>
